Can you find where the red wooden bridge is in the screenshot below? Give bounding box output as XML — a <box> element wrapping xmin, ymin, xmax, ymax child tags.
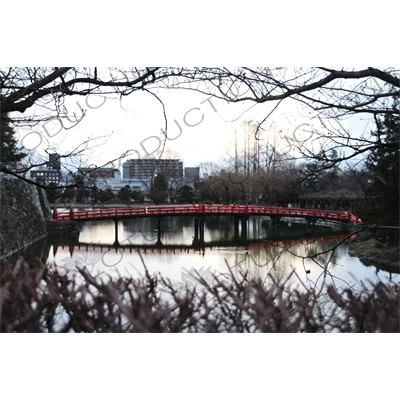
<box><xmin>52</xmin><ymin>204</ymin><xmax>360</xmax><ymax>224</ymax></box>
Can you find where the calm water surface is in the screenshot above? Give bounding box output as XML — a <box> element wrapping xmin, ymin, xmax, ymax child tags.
<box><xmin>42</xmin><ymin>215</ymin><xmax>399</xmax><ymax>290</ymax></box>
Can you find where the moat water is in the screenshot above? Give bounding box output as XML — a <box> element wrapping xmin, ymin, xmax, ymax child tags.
<box><xmin>10</xmin><ymin>214</ymin><xmax>399</xmax><ymax>291</ymax></box>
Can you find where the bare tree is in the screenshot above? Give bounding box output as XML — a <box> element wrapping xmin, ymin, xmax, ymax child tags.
<box><xmin>2</xmin><ymin>67</ymin><xmax>399</xmax><ymax>214</ymax></box>
<box><xmin>3</xmin><ymin>67</ymin><xmax>398</xmax><ymax>169</ymax></box>
<box><xmin>1</xmin><ymin>68</ymin><xmax>195</xmax><ymax>124</ymax></box>
<box><xmin>171</xmin><ymin>67</ymin><xmax>399</xmax><ymax>115</ymax></box>
<box><xmin>4</xmin><ymin>67</ymin><xmax>399</xmax><ymax>126</ymax></box>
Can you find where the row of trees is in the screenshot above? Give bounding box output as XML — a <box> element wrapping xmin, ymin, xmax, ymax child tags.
<box><xmin>149</xmin><ymin>173</ymin><xmax>196</xmax><ymax>204</ymax></box>
<box><xmin>199</xmin><ymin>108</ymin><xmax>399</xmax><ymax>226</ymax></box>
<box><xmin>45</xmin><ymin>175</ymin><xmax>195</xmax><ymax>205</ymax></box>
<box><xmin>200</xmin><ymin>161</ymin><xmax>368</xmax><ymax>208</ymax></box>
<box><xmin>45</xmin><ymin>184</ymin><xmax>143</xmax><ymax>205</ymax></box>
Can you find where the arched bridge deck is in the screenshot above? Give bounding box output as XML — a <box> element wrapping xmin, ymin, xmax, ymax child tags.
<box><xmin>53</xmin><ymin>204</ymin><xmax>360</xmax><ymax>224</ymax></box>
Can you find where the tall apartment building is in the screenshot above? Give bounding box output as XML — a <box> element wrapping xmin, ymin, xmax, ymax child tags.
<box><xmin>184</xmin><ymin>167</ymin><xmax>200</xmax><ymax>184</ymax></box>
<box><xmin>122</xmin><ymin>159</ymin><xmax>183</xmax><ymax>181</ymax></box>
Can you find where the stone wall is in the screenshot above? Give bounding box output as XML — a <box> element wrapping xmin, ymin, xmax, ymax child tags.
<box><xmin>0</xmin><ymin>176</ymin><xmax>52</xmax><ymax>258</ymax></box>
<box><xmin>46</xmin><ymin>220</ymin><xmax>80</xmax><ymax>236</ymax></box>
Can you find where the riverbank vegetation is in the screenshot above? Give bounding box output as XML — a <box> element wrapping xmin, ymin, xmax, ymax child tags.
<box><xmin>1</xmin><ymin>257</ymin><xmax>398</xmax><ymax>333</ymax></box>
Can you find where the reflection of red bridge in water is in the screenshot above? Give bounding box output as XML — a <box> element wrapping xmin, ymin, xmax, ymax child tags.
<box><xmin>53</xmin><ymin>232</ymin><xmax>360</xmax><ymax>258</ymax></box>
<box><xmin>53</xmin><ymin>204</ymin><xmax>360</xmax><ymax>224</ymax></box>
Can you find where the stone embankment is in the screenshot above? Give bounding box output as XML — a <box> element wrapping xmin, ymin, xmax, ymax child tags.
<box><xmin>46</xmin><ymin>220</ymin><xmax>79</xmax><ymax>236</ymax></box>
<box><xmin>0</xmin><ymin>176</ymin><xmax>79</xmax><ymax>259</ymax></box>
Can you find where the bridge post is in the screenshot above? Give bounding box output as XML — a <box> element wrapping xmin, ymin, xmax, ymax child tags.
<box><xmin>156</xmin><ymin>216</ymin><xmax>163</xmax><ymax>246</ymax></box>
<box><xmin>194</xmin><ymin>218</ymin><xmax>199</xmax><ymax>240</ymax></box>
<box><xmin>193</xmin><ymin>216</ymin><xmax>205</xmax><ymax>246</ymax></box>
<box><xmin>306</xmin><ymin>218</ymin><xmax>316</xmax><ymax>231</ymax></box>
<box><xmin>241</xmin><ymin>216</ymin><xmax>249</xmax><ymax>240</ymax></box>
<box><xmin>234</xmin><ymin>218</ymin><xmax>240</xmax><ymax>239</ymax></box>
<box><xmin>271</xmin><ymin>216</ymin><xmax>281</xmax><ymax>234</ymax></box>
<box><xmin>113</xmin><ymin>218</ymin><xmax>120</xmax><ymax>246</ymax></box>
<box><xmin>199</xmin><ymin>217</ymin><xmax>205</xmax><ymax>242</ymax></box>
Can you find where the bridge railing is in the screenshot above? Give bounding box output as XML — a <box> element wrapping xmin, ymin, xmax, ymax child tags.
<box><xmin>52</xmin><ymin>205</ymin><xmax>360</xmax><ymax>224</ymax></box>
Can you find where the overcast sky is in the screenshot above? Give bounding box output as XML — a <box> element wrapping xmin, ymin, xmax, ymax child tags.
<box><xmin>17</xmin><ymin>86</ymin><xmax>293</xmax><ymax>168</ymax></box>
<box><xmin>16</xmin><ymin>75</ymin><xmax>379</xmax><ymax>173</ymax></box>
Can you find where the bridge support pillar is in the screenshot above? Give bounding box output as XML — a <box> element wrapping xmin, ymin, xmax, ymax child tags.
<box><xmin>112</xmin><ymin>218</ymin><xmax>120</xmax><ymax>246</ymax></box>
<box><xmin>306</xmin><ymin>218</ymin><xmax>317</xmax><ymax>231</ymax></box>
<box><xmin>193</xmin><ymin>216</ymin><xmax>205</xmax><ymax>245</ymax></box>
<box><xmin>271</xmin><ymin>216</ymin><xmax>281</xmax><ymax>234</ymax></box>
<box><xmin>156</xmin><ymin>217</ymin><xmax>163</xmax><ymax>246</ymax></box>
<box><xmin>234</xmin><ymin>218</ymin><xmax>240</xmax><ymax>239</ymax></box>
<box><xmin>241</xmin><ymin>216</ymin><xmax>249</xmax><ymax>240</ymax></box>
<box><xmin>194</xmin><ymin>218</ymin><xmax>199</xmax><ymax>240</ymax></box>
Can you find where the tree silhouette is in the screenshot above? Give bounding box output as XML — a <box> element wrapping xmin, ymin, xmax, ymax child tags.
<box><xmin>0</xmin><ymin>114</ymin><xmax>26</xmax><ymax>166</ymax></box>
<box><xmin>118</xmin><ymin>185</ymin><xmax>133</xmax><ymax>203</ymax></box>
<box><xmin>150</xmin><ymin>173</ymin><xmax>168</xmax><ymax>204</ymax></box>
<box><xmin>177</xmin><ymin>185</ymin><xmax>194</xmax><ymax>204</ymax></box>
<box><xmin>363</xmin><ymin>99</ymin><xmax>400</xmax><ymax>226</ymax></box>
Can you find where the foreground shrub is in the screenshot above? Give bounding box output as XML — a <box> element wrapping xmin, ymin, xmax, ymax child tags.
<box><xmin>0</xmin><ymin>258</ymin><xmax>398</xmax><ymax>332</ymax></box>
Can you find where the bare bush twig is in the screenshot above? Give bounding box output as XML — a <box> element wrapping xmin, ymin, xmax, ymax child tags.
<box><xmin>1</xmin><ymin>258</ymin><xmax>398</xmax><ymax>333</ymax></box>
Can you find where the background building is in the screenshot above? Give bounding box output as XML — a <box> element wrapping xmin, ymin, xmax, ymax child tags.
<box><xmin>184</xmin><ymin>167</ymin><xmax>200</xmax><ymax>186</ymax></box>
<box><xmin>122</xmin><ymin>158</ymin><xmax>183</xmax><ymax>190</ymax></box>
<box><xmin>31</xmin><ymin>169</ymin><xmax>62</xmax><ymax>185</ymax></box>
<box><xmin>31</xmin><ymin>153</ymin><xmax>62</xmax><ymax>185</ymax></box>
<box><xmin>78</xmin><ymin>168</ymin><xmax>121</xmax><ymax>191</ymax></box>
<box><xmin>47</xmin><ymin>153</ymin><xmax>61</xmax><ymax>171</ymax></box>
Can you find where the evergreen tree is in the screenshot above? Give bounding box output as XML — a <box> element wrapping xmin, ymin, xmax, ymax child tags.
<box><xmin>0</xmin><ymin>114</ymin><xmax>26</xmax><ymax>166</ymax></box>
<box><xmin>92</xmin><ymin>187</ymin><xmax>114</xmax><ymax>204</ymax></box>
<box><xmin>150</xmin><ymin>173</ymin><xmax>168</xmax><ymax>204</ymax></box>
<box><xmin>118</xmin><ymin>185</ymin><xmax>133</xmax><ymax>202</ymax></box>
<box><xmin>363</xmin><ymin>99</ymin><xmax>399</xmax><ymax>226</ymax></box>
<box><xmin>177</xmin><ymin>185</ymin><xmax>194</xmax><ymax>204</ymax></box>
